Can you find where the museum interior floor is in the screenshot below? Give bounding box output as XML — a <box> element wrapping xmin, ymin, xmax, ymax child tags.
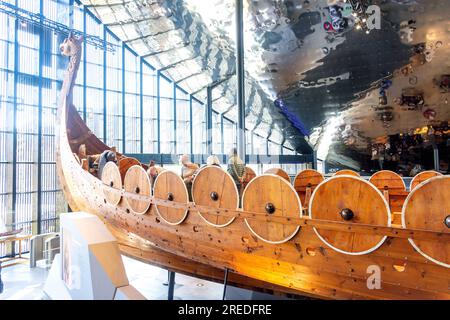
<box><xmin>0</xmin><ymin>255</ymin><xmax>226</xmax><ymax>300</ymax></box>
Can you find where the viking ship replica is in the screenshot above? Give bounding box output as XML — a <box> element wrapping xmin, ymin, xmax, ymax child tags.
<box><xmin>56</xmin><ymin>34</ymin><xmax>450</xmax><ymax>300</ymax></box>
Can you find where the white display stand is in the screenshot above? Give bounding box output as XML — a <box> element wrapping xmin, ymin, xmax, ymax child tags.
<box><xmin>44</xmin><ymin>212</ymin><xmax>146</xmax><ymax>300</ymax></box>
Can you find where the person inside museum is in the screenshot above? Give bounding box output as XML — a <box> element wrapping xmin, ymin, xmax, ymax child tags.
<box><xmin>147</xmin><ymin>160</ymin><xmax>157</xmax><ymax>179</ymax></box>
<box><xmin>78</xmin><ymin>143</ymin><xmax>87</xmax><ymax>160</ymax></box>
<box><xmin>147</xmin><ymin>160</ymin><xmax>165</xmax><ymax>186</ymax></box>
<box><xmin>95</xmin><ymin>149</ymin><xmax>117</xmax><ymax>179</ymax></box>
<box><xmin>227</xmin><ymin>148</ymin><xmax>246</xmax><ymax>193</ymax></box>
<box><xmin>77</xmin><ymin>144</ymin><xmax>90</xmax><ymax>171</ymax></box>
<box><xmin>180</xmin><ymin>154</ymin><xmax>199</xmax><ymax>200</ymax></box>
<box><xmin>206</xmin><ymin>155</ymin><xmax>221</xmax><ymax>167</ymax></box>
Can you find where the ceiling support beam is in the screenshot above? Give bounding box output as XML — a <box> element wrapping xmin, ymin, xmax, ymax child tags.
<box><xmin>189</xmin><ymin>73</ymin><xmax>234</xmax><ymax>101</ymax></box>
<box><xmin>175</xmin><ymin>71</ymin><xmax>206</xmax><ymax>85</ymax></box>
<box><xmin>124</xmin><ymin>28</ymin><xmax>174</xmax><ymax>44</ymax></box>
<box><xmin>105</xmin><ymin>14</ymin><xmax>165</xmax><ymax>27</ymax></box>
<box><xmin>82</xmin><ymin>1</ymin><xmax>135</xmax><ymax>9</ymax></box>
<box><xmin>141</xmin><ymin>42</ymin><xmax>188</xmax><ymax>58</ymax></box>
<box><xmin>235</xmin><ymin>0</ymin><xmax>246</xmax><ymax>160</ymax></box>
<box><xmin>158</xmin><ymin>55</ymin><xmax>198</xmax><ymax>72</ymax></box>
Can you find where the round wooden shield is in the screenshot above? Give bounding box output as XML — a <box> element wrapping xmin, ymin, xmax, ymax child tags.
<box><xmin>369</xmin><ymin>170</ymin><xmax>406</xmax><ymax>191</ymax></box>
<box><xmin>124</xmin><ymin>165</ymin><xmax>151</xmax><ymax>215</ymax></box>
<box><xmin>119</xmin><ymin>157</ymin><xmax>141</xmax><ymax>182</ymax></box>
<box><xmin>309</xmin><ymin>176</ymin><xmax>391</xmax><ymax>255</ymax></box>
<box><xmin>192</xmin><ymin>166</ymin><xmax>239</xmax><ymax>227</ymax></box>
<box><xmin>264</xmin><ymin>168</ymin><xmax>290</xmax><ymax>182</ymax></box>
<box><xmin>153</xmin><ymin>170</ymin><xmax>189</xmax><ymax>225</ymax></box>
<box><xmin>409</xmin><ymin>171</ymin><xmax>442</xmax><ymax>191</ymax></box>
<box><xmin>333</xmin><ymin>169</ymin><xmax>360</xmax><ymax>177</ymax></box>
<box><xmin>402</xmin><ymin>176</ymin><xmax>450</xmax><ymax>268</ymax></box>
<box><xmin>243</xmin><ymin>175</ymin><xmax>302</xmax><ymax>244</ymax></box>
<box><xmin>293</xmin><ymin>169</ymin><xmax>325</xmax><ymax>208</ymax></box>
<box><xmin>101</xmin><ymin>162</ymin><xmax>122</xmax><ymax>205</ymax></box>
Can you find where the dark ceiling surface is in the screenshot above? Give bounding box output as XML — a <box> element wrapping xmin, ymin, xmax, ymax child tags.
<box><xmin>82</xmin><ymin>0</ymin><xmax>450</xmax><ymax>168</ymax></box>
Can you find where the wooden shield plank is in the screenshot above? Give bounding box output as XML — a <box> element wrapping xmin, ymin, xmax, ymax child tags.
<box><xmin>309</xmin><ymin>176</ymin><xmax>391</xmax><ymax>255</ymax></box>
<box><xmin>124</xmin><ymin>165</ymin><xmax>151</xmax><ymax>215</ymax></box>
<box><xmin>153</xmin><ymin>170</ymin><xmax>189</xmax><ymax>225</ymax></box>
<box><xmin>192</xmin><ymin>166</ymin><xmax>238</xmax><ymax>227</ymax></box>
<box><xmin>369</xmin><ymin>170</ymin><xmax>406</xmax><ymax>220</ymax></box>
<box><xmin>243</xmin><ymin>175</ymin><xmax>301</xmax><ymax>244</ymax></box>
<box><xmin>101</xmin><ymin>162</ymin><xmax>122</xmax><ymax>205</ymax></box>
<box><xmin>119</xmin><ymin>157</ymin><xmax>141</xmax><ymax>182</ymax></box>
<box><xmin>264</xmin><ymin>168</ymin><xmax>290</xmax><ymax>182</ymax></box>
<box><xmin>293</xmin><ymin>169</ymin><xmax>325</xmax><ymax>210</ymax></box>
<box><xmin>369</xmin><ymin>170</ymin><xmax>406</xmax><ymax>191</ymax></box>
<box><xmin>402</xmin><ymin>176</ymin><xmax>450</xmax><ymax>268</ymax></box>
<box><xmin>333</xmin><ymin>169</ymin><xmax>360</xmax><ymax>177</ymax></box>
<box><xmin>409</xmin><ymin>171</ymin><xmax>442</xmax><ymax>191</ymax></box>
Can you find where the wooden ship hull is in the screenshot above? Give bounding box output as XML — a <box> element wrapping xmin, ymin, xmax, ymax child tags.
<box><xmin>56</xmin><ymin>35</ymin><xmax>450</xmax><ymax>300</ymax></box>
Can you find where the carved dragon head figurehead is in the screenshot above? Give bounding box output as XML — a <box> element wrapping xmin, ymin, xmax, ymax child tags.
<box><xmin>59</xmin><ymin>32</ymin><xmax>83</xmax><ymax>58</ymax></box>
<box><xmin>59</xmin><ymin>32</ymin><xmax>84</xmax><ymax>107</ymax></box>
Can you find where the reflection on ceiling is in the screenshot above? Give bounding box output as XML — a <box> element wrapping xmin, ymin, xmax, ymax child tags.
<box><xmin>81</xmin><ymin>0</ymin><xmax>450</xmax><ymax>167</ymax></box>
<box><xmin>80</xmin><ymin>0</ymin><xmax>309</xmax><ymax>153</ymax></box>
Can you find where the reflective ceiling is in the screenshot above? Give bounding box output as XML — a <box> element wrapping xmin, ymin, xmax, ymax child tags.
<box><xmin>81</xmin><ymin>0</ymin><xmax>450</xmax><ymax>167</ymax></box>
